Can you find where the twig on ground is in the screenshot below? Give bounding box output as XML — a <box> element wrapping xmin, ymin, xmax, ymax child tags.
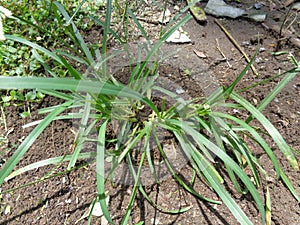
<box><xmin>135</xmin><ymin>16</ymin><xmax>160</xmax><ymax>25</ymax></box>
<box><xmin>216</xmin><ymin>38</ymin><xmax>232</xmax><ymax>68</ymax></box>
<box><xmin>214</xmin><ymin>19</ymin><xmax>259</xmax><ymax>77</ymax></box>
<box><xmin>279</xmin><ymin>5</ymin><xmax>293</xmax><ymax>37</ymax></box>
<box><xmin>276</xmin><ymin>5</ymin><xmax>294</xmax><ymax>50</ymax></box>
<box><xmin>1</xmin><ymin>106</ymin><xmax>7</xmax><ymax>132</ymax></box>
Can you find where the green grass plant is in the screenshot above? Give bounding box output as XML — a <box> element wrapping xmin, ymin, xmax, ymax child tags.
<box><xmin>0</xmin><ymin>1</ymin><xmax>299</xmax><ymax>224</ymax></box>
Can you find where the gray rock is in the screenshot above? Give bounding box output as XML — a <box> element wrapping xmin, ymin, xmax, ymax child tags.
<box><xmin>243</xmin><ymin>10</ymin><xmax>267</xmax><ymax>22</ymax></box>
<box><xmin>204</xmin><ymin>0</ymin><xmax>245</xmax><ymax>18</ymax></box>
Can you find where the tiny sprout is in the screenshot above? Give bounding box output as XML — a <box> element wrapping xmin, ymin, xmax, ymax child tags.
<box><xmin>183</xmin><ymin>68</ymin><xmax>191</xmax><ymax>76</ymax></box>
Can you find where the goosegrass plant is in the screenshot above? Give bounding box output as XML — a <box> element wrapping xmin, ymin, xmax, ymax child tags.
<box><xmin>0</xmin><ymin>1</ymin><xmax>300</xmax><ymax>225</ymax></box>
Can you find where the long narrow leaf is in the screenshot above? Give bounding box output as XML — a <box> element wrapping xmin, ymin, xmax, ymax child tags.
<box><xmin>68</xmin><ymin>94</ymin><xmax>93</xmax><ymax>169</ymax></box>
<box><xmin>213</xmin><ymin>116</ymin><xmax>261</xmax><ymax>187</ymax></box>
<box><xmin>209</xmin><ymin>117</ymin><xmax>245</xmax><ymax>193</ymax></box>
<box><xmin>31</xmin><ymin>49</ymin><xmax>58</xmax><ymax>77</ymax></box>
<box><xmin>37</xmin><ymin>89</ymin><xmax>74</xmax><ymax>101</ymax></box>
<box><xmin>174</xmin><ymin>129</ymin><xmax>254</xmax><ymax>225</ymax></box>
<box><xmin>89</xmin><ymin>15</ymin><xmax>124</xmax><ymax>44</ymax></box>
<box><xmin>5</xmin><ymin>152</ymin><xmax>96</xmax><ymax>181</ymax></box>
<box><xmin>54</xmin><ymin>1</ymin><xmax>94</xmax><ymax>64</ymax></box>
<box><xmin>127</xmin><ymin>7</ymin><xmax>149</xmax><ymax>41</ymax></box>
<box><xmin>102</xmin><ymin>0</ymin><xmax>112</xmax><ymax>57</ymax></box>
<box><xmin>210</xmin><ymin>111</ymin><xmax>281</xmax><ymax>178</ymax></box>
<box><xmin>0</xmin><ymin>101</ymin><xmax>72</xmax><ymax>185</ymax></box>
<box><xmin>224</xmin><ymin>48</ymin><xmax>258</xmax><ymax>97</ymax></box>
<box><xmin>6</xmin><ymin>35</ymin><xmax>63</xmax><ymax>64</ymax></box>
<box><xmin>96</xmin><ymin>120</ymin><xmax>115</xmax><ymax>224</ymax></box>
<box><xmin>279</xmin><ymin>168</ymin><xmax>300</xmax><ymax>202</ymax></box>
<box><xmin>168</xmin><ymin>119</ymin><xmax>266</xmax><ymax>224</ymax></box>
<box><xmin>121</xmin><ymin>151</ymin><xmax>146</xmax><ymax>225</ymax></box>
<box><xmin>134</xmin><ymin>14</ymin><xmax>191</xmax><ymax>82</ymax></box>
<box><xmin>0</xmin><ymin>76</ymin><xmax>159</xmax><ymax>114</ymax></box>
<box><xmin>231</xmin><ymin>92</ymin><xmax>299</xmax><ymax>170</ymax></box>
<box><xmin>154</xmin><ymin>128</ymin><xmax>222</xmax><ymax>204</ymax></box>
<box><xmin>245</xmin><ymin>67</ymin><xmax>299</xmax><ymax>123</ymax></box>
<box><xmin>58</xmin><ymin>55</ymin><xmax>82</xmax><ymax>79</ymax></box>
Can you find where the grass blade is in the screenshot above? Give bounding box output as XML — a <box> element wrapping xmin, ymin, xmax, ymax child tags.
<box><xmin>68</xmin><ymin>94</ymin><xmax>92</xmax><ymax>169</ymax></box>
<box><xmin>31</xmin><ymin>49</ymin><xmax>58</xmax><ymax>77</ymax></box>
<box><xmin>209</xmin><ymin>117</ymin><xmax>245</xmax><ymax>193</ymax></box>
<box><xmin>173</xmin><ymin>129</ymin><xmax>254</xmax><ymax>225</ymax></box>
<box><xmin>0</xmin><ymin>101</ymin><xmax>72</xmax><ymax>186</ymax></box>
<box><xmin>266</xmin><ymin>186</ymin><xmax>271</xmax><ymax>225</ymax></box>
<box><xmin>37</xmin><ymin>89</ymin><xmax>74</xmax><ymax>101</ymax></box>
<box><xmin>96</xmin><ymin>120</ymin><xmax>115</xmax><ymax>224</ymax></box>
<box><xmin>127</xmin><ymin>7</ymin><xmax>149</xmax><ymax>41</ymax></box>
<box><xmin>154</xmin><ymin>128</ymin><xmax>222</xmax><ymax>204</ymax></box>
<box><xmin>102</xmin><ymin>0</ymin><xmax>112</xmax><ymax>57</ymax></box>
<box><xmin>6</xmin><ymin>35</ymin><xmax>62</xmax><ymax>64</ymax></box>
<box><xmin>168</xmin><ymin>119</ymin><xmax>265</xmax><ymax>224</ymax></box>
<box><xmin>245</xmin><ymin>67</ymin><xmax>299</xmax><ymax>123</ymax></box>
<box><xmin>133</xmin><ymin>14</ymin><xmax>191</xmax><ymax>82</ymax></box>
<box><xmin>53</xmin><ymin>1</ymin><xmax>94</xmax><ymax>64</ymax></box>
<box><xmin>121</xmin><ymin>152</ymin><xmax>146</xmax><ymax>225</ymax></box>
<box><xmin>0</xmin><ymin>76</ymin><xmax>159</xmax><ymax>114</ymax></box>
<box><xmin>4</xmin><ymin>152</ymin><xmax>96</xmax><ymax>181</ymax></box>
<box><xmin>57</xmin><ymin>55</ymin><xmax>82</xmax><ymax>79</ymax></box>
<box><xmin>231</xmin><ymin>92</ymin><xmax>299</xmax><ymax>170</ymax></box>
<box><xmin>89</xmin><ymin>15</ymin><xmax>124</xmax><ymax>44</ymax></box>
<box><xmin>213</xmin><ymin>116</ymin><xmax>261</xmax><ymax>187</ymax></box>
<box><xmin>279</xmin><ymin>168</ymin><xmax>300</xmax><ymax>202</ymax></box>
<box><xmin>211</xmin><ymin>111</ymin><xmax>281</xmax><ymax>178</ymax></box>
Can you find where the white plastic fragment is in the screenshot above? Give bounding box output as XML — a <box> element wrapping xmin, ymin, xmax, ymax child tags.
<box><xmin>101</xmin><ymin>215</ymin><xmax>109</xmax><ymax>225</ymax></box>
<box><xmin>158</xmin><ymin>8</ymin><xmax>172</xmax><ymax>24</ymax></box>
<box><xmin>65</xmin><ymin>199</ymin><xmax>72</xmax><ymax>204</ymax></box>
<box><xmin>254</xmin><ymin>3</ymin><xmax>263</xmax><ymax>10</ymax></box>
<box><xmin>91</xmin><ymin>202</ymin><xmax>103</xmax><ymax>217</ymax></box>
<box><xmin>75</xmin><ymin>194</ymin><xmax>110</xmax><ymax>224</ymax></box>
<box><xmin>92</xmin><ymin>195</ymin><xmax>110</xmax><ymax>217</ymax></box>
<box><xmin>166</xmin><ymin>27</ymin><xmax>191</xmax><ymax>43</ymax></box>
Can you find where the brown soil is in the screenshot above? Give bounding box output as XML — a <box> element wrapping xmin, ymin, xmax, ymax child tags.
<box><xmin>1</xmin><ymin>1</ymin><xmax>300</xmax><ymax>225</ymax></box>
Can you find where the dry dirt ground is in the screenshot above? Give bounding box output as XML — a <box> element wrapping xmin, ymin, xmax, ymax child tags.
<box><xmin>0</xmin><ymin>0</ymin><xmax>300</xmax><ymax>224</ymax></box>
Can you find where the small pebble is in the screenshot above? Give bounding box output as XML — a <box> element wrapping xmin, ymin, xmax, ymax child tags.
<box><xmin>176</xmin><ymin>87</ymin><xmax>185</xmax><ymax>94</ymax></box>
<box><xmin>233</xmin><ymin>109</ymin><xmax>240</xmax><ymax>113</ymax></box>
<box><xmin>259</xmin><ymin>47</ymin><xmax>265</xmax><ymax>52</ymax></box>
<box><xmin>150</xmin><ymin>218</ymin><xmax>161</xmax><ymax>225</ymax></box>
<box><xmin>241</xmin><ymin>41</ymin><xmax>250</xmax><ymax>46</ymax></box>
<box><xmin>254</xmin><ymin>3</ymin><xmax>263</xmax><ymax>10</ymax></box>
<box><xmin>255</xmin><ymin>57</ymin><xmax>263</xmax><ymax>63</ymax></box>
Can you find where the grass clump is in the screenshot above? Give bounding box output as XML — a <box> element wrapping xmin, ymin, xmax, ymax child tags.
<box><xmin>0</xmin><ymin>1</ymin><xmax>299</xmax><ymax>225</ymax></box>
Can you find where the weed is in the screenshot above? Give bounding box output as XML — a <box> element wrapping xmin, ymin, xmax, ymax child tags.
<box><xmin>0</xmin><ymin>1</ymin><xmax>299</xmax><ymax>225</ymax></box>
